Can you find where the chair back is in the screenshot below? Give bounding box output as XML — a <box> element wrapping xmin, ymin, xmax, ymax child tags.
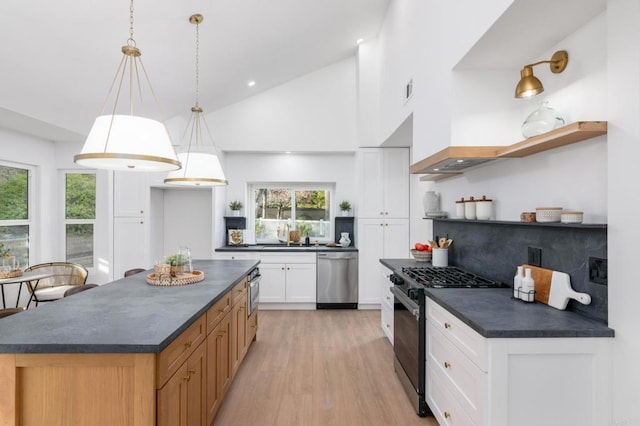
<box><xmin>63</xmin><ymin>283</ymin><xmax>98</xmax><ymax>297</ymax></box>
<box><xmin>24</xmin><ymin>262</ymin><xmax>88</xmax><ymax>293</ymax></box>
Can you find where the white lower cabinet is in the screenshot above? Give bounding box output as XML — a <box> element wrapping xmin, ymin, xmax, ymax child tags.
<box><xmin>113</xmin><ymin>216</ymin><xmax>147</xmax><ymax>280</ymax></box>
<box><xmin>380</xmin><ymin>266</ymin><xmax>394</xmax><ymax>344</ymax></box>
<box><xmin>425</xmin><ymin>298</ymin><xmax>612</xmax><ymax>426</ymax></box>
<box><xmin>259</xmin><ymin>253</ymin><xmax>316</xmax><ymax>309</ymax></box>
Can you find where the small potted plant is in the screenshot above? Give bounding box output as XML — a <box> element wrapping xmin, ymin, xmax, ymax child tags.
<box><xmin>229</xmin><ymin>200</ymin><xmax>243</xmax><ymax>216</ymax></box>
<box><xmin>339</xmin><ymin>200</ymin><xmax>352</xmax><ymax>216</ymax></box>
<box><xmin>165</xmin><ymin>253</ymin><xmax>189</xmax><ymax>277</ymax></box>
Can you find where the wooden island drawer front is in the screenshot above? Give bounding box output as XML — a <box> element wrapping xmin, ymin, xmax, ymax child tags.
<box><xmin>207</xmin><ymin>293</ymin><xmax>231</xmax><ymax>334</ymax></box>
<box><xmin>427</xmin><ymin>298</ymin><xmax>486</xmax><ymax>370</ymax></box>
<box><xmin>427</xmin><ymin>322</ymin><xmax>485</xmax><ymax>420</ymax></box>
<box><xmin>231</xmin><ymin>277</ymin><xmax>248</xmax><ymax>306</ymax></box>
<box><xmin>157</xmin><ymin>316</ymin><xmax>206</xmax><ymax>388</ymax></box>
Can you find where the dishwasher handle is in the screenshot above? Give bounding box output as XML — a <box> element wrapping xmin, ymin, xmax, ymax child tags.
<box><xmin>317</xmin><ymin>253</ymin><xmax>357</xmax><ymax>260</ymax></box>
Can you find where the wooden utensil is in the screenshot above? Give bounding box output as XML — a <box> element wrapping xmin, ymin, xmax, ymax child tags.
<box><xmin>438</xmin><ymin>237</ymin><xmax>447</xmax><ymax>249</ymax></box>
<box><xmin>429</xmin><ymin>240</ymin><xmax>439</xmax><ymax>249</ymax></box>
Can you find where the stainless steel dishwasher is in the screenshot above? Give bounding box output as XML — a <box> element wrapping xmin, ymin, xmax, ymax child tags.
<box><xmin>316</xmin><ymin>251</ymin><xmax>358</xmax><ymax>309</ymax></box>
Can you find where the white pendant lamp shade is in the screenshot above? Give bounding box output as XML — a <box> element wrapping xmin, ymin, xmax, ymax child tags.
<box><xmin>75</xmin><ymin>115</ymin><xmax>181</xmax><ymax>171</ymax></box>
<box><xmin>164</xmin><ymin>152</ymin><xmax>227</xmax><ymax>186</ymax></box>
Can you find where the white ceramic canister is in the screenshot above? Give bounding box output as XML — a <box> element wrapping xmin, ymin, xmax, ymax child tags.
<box><xmin>432</xmin><ymin>248</ymin><xmax>448</xmax><ymax>267</ymax></box>
<box><xmin>476</xmin><ymin>195</ymin><xmax>493</xmax><ymax>220</ymax></box>
<box><xmin>464</xmin><ymin>196</ymin><xmax>476</xmax><ymax>220</ymax></box>
<box><xmin>455</xmin><ymin>197</ymin><xmax>465</xmax><ymax>219</ymax></box>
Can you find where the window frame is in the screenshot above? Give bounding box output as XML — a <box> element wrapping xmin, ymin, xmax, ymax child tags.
<box><xmin>0</xmin><ymin>160</ymin><xmax>35</xmax><ymax>268</ymax></box>
<box><xmin>249</xmin><ymin>183</ymin><xmax>334</xmax><ymax>244</ymax></box>
<box><xmin>61</xmin><ymin>170</ymin><xmax>96</xmax><ymax>270</ymax></box>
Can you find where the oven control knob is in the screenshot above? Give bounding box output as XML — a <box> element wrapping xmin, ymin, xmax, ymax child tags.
<box><xmin>408</xmin><ymin>288</ymin><xmax>420</xmax><ymax>300</ymax></box>
<box><xmin>389</xmin><ymin>273</ymin><xmax>404</xmax><ymax>285</ymax></box>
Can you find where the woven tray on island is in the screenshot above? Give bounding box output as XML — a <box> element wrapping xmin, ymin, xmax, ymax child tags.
<box><xmin>0</xmin><ymin>269</ymin><xmax>23</xmax><ymax>279</ymax></box>
<box><xmin>146</xmin><ymin>270</ymin><xmax>204</xmax><ymax>286</ymax></box>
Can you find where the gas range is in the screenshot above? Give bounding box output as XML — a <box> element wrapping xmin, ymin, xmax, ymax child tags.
<box><xmin>391</xmin><ymin>266</ymin><xmax>505</xmax><ymax>302</ymax></box>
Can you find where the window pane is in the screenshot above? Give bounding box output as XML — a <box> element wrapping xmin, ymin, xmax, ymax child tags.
<box><xmin>66</xmin><ymin>224</ymin><xmax>94</xmax><ymax>267</ymax></box>
<box><xmin>0</xmin><ymin>165</ymin><xmax>28</xmax><ymax>220</ymax></box>
<box><xmin>66</xmin><ymin>174</ymin><xmax>96</xmax><ymax>219</ymax></box>
<box><xmin>295</xmin><ymin>190</ymin><xmax>330</xmax><ymax>239</ymax></box>
<box><xmin>0</xmin><ymin>226</ymin><xmax>29</xmax><ymax>269</ymax></box>
<box><xmin>254</xmin><ymin>188</ymin><xmax>292</xmax><ymax>242</ymax></box>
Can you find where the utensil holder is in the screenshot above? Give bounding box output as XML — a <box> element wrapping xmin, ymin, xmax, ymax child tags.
<box><xmin>432</xmin><ymin>248</ymin><xmax>448</xmax><ymax>267</ymax></box>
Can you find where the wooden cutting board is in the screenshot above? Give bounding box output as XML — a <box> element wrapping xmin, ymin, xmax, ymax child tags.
<box><xmin>521</xmin><ymin>264</ymin><xmax>553</xmax><ymax>304</ymax></box>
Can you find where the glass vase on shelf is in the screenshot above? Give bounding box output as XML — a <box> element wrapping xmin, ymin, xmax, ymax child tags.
<box><xmin>521</xmin><ymin>100</ymin><xmax>566</xmax><ymax>138</ymax></box>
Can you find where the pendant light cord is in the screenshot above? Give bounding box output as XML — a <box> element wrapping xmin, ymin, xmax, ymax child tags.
<box><xmin>195</xmin><ymin>21</ymin><xmax>200</xmax><ymax>108</ymax></box>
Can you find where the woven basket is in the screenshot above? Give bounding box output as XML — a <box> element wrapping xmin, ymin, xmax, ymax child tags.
<box><xmin>146</xmin><ymin>270</ymin><xmax>204</xmax><ymax>286</ymax></box>
<box><xmin>0</xmin><ymin>269</ymin><xmax>23</xmax><ymax>279</ymax></box>
<box><xmin>411</xmin><ymin>250</ymin><xmax>432</xmax><ymax>262</ymax></box>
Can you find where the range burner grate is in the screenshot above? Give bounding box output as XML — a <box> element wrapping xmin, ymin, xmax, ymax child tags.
<box><xmin>401</xmin><ymin>266</ymin><xmax>503</xmax><ymax>288</ymax></box>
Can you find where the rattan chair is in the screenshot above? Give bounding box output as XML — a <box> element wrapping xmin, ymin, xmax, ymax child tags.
<box><xmin>124</xmin><ymin>268</ymin><xmax>146</xmax><ymax>277</ymax></box>
<box><xmin>63</xmin><ymin>283</ymin><xmax>99</xmax><ymax>297</ymax></box>
<box><xmin>0</xmin><ymin>307</ymin><xmax>26</xmax><ymax>318</ymax></box>
<box><xmin>24</xmin><ymin>262</ymin><xmax>88</xmax><ymax>307</ymax></box>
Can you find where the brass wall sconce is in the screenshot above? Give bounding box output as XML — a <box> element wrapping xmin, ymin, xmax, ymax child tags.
<box><xmin>515</xmin><ymin>50</ymin><xmax>569</xmax><ymax>98</ymax></box>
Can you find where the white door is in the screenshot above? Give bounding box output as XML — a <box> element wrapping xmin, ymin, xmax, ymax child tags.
<box><xmin>258</xmin><ymin>263</ymin><xmax>286</xmax><ymax>303</ymax></box>
<box><xmin>382</xmin><ymin>149</ymin><xmax>409</xmax><ymax>218</ymax></box>
<box><xmin>113</xmin><ymin>216</ymin><xmax>147</xmax><ymax>279</ymax></box>
<box><xmin>285</xmin><ymin>264</ymin><xmax>317</xmax><ymax>303</ymax></box>
<box><xmin>383</xmin><ymin>219</ymin><xmax>410</xmax><ymax>259</ymax></box>
<box><xmin>357</xmin><ymin>219</ymin><xmax>384</xmax><ymax>305</ymax></box>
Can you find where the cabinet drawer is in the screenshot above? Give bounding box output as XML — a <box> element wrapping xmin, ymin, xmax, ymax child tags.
<box><xmin>427</xmin><ymin>298</ymin><xmax>486</xmax><ymax>370</ymax></box>
<box><xmin>260</xmin><ymin>253</ymin><xmax>316</xmax><ymax>264</ymax></box>
<box><xmin>427</xmin><ymin>358</ymin><xmax>479</xmax><ymax>426</ymax></box>
<box><xmin>380</xmin><ymin>300</ymin><xmax>393</xmax><ymax>344</ymax></box>
<box><xmin>206</xmin><ymin>293</ymin><xmax>231</xmax><ymax>335</ymax></box>
<box><xmin>427</xmin><ymin>322</ymin><xmax>484</xmax><ymax>419</ymax></box>
<box><xmin>157</xmin><ymin>316</ymin><xmax>206</xmax><ymax>388</ymax></box>
<box><xmin>231</xmin><ymin>277</ymin><xmax>248</xmax><ymax>306</ymax></box>
<box><xmin>247</xmin><ymin>310</ymin><xmax>258</xmax><ymax>344</ymax></box>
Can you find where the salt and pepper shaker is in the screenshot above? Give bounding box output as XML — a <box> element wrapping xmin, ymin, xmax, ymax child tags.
<box><xmin>521</xmin><ymin>268</ymin><xmax>535</xmax><ymax>302</ymax></box>
<box><xmin>513</xmin><ymin>266</ymin><xmax>524</xmax><ymax>299</ymax></box>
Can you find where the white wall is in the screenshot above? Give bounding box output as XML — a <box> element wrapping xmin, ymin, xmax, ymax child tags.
<box><xmin>223</xmin><ymin>152</ymin><xmax>357</xmax><ymax>228</ymax></box>
<box><xmin>208</xmin><ymin>57</ymin><xmax>357</xmax><ymax>153</ymax></box>
<box><xmin>608</xmin><ymin>0</ymin><xmax>640</xmax><ymax>423</ymax></box>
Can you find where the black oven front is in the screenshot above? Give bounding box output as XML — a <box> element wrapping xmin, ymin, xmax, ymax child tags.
<box><xmin>390</xmin><ymin>285</ymin><xmax>430</xmax><ymax>417</ymax></box>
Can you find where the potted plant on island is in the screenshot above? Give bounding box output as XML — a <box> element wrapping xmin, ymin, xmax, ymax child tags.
<box><xmin>165</xmin><ymin>253</ymin><xmax>189</xmax><ymax>277</ymax></box>
<box><xmin>229</xmin><ymin>200</ymin><xmax>243</xmax><ymax>216</ymax></box>
<box><xmin>339</xmin><ymin>200</ymin><xmax>352</xmax><ymax>216</ymax></box>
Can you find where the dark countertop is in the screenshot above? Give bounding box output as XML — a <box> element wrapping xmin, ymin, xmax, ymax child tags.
<box><xmin>216</xmin><ymin>244</ymin><xmax>358</xmax><ymax>253</ymax></box>
<box><xmin>0</xmin><ymin>259</ymin><xmax>259</xmax><ymax>354</ymax></box>
<box><xmin>380</xmin><ymin>259</ymin><xmax>614</xmax><ymax>339</ymax></box>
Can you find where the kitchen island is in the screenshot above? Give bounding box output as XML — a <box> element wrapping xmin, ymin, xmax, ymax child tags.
<box><xmin>381</xmin><ymin>258</ymin><xmax>614</xmax><ymax>426</ymax></box>
<box><xmin>0</xmin><ymin>259</ymin><xmax>259</xmax><ymax>426</ymax></box>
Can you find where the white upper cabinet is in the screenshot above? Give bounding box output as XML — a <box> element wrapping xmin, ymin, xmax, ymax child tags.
<box><xmin>114</xmin><ymin>171</ymin><xmax>148</xmax><ymax>217</ymax></box>
<box><xmin>358</xmin><ymin>148</ymin><xmax>409</xmax><ymax>218</ymax></box>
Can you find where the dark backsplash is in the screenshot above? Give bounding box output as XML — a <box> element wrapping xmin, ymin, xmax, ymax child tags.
<box><xmin>433</xmin><ymin>219</ymin><xmax>608</xmax><ymax>324</ymax></box>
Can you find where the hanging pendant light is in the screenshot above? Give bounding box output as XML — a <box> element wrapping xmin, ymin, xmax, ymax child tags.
<box><xmin>74</xmin><ymin>0</ymin><xmax>181</xmax><ymax>172</ymax></box>
<box><xmin>165</xmin><ymin>14</ymin><xmax>228</xmax><ymax>186</ymax></box>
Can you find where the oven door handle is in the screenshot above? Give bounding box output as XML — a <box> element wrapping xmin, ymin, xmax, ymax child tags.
<box><xmin>390</xmin><ymin>286</ymin><xmax>420</xmax><ymax>320</ymax></box>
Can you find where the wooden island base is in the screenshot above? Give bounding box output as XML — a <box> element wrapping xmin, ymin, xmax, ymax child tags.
<box><xmin>0</xmin><ymin>277</ymin><xmax>258</xmax><ymax>426</ymax></box>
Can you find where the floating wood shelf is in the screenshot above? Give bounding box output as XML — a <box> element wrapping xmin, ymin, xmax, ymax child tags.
<box><xmin>411</xmin><ymin>121</ymin><xmax>607</xmax><ymax>181</ymax></box>
<box><xmin>496</xmin><ymin>121</ymin><xmax>607</xmax><ymax>158</ymax></box>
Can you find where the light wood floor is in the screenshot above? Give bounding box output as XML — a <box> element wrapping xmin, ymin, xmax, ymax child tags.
<box><xmin>214</xmin><ymin>310</ymin><xmax>438</xmax><ymax>426</ymax></box>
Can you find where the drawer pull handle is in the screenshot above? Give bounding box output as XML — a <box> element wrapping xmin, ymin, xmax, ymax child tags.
<box><xmin>251</xmin><ymin>325</ymin><xmax>257</xmax><ymax>328</ymax></box>
<box><xmin>239</xmin><ymin>307</ymin><xmax>245</xmax><ymax>311</ymax></box>
<box><xmin>386</xmin><ymin>296</ymin><xmax>391</xmax><ymax>300</ymax></box>
<box><xmin>184</xmin><ymin>374</ymin><xmax>191</xmax><ymax>381</ymax></box>
<box><xmin>386</xmin><ymin>324</ymin><xmax>390</xmax><ymax>328</ymax></box>
<box><xmin>184</xmin><ymin>341</ymin><xmax>192</xmax><ymax>348</ymax></box>
<box><xmin>444</xmin><ymin>411</ymin><xmax>451</xmax><ymax>419</ymax></box>
<box><xmin>444</xmin><ymin>322</ymin><xmax>452</xmax><ymax>329</ymax></box>
<box><xmin>218</xmin><ymin>308</ymin><xmax>225</xmax><ymax>313</ymax></box>
<box><xmin>444</xmin><ymin>362</ymin><xmax>451</xmax><ymax>369</ymax></box>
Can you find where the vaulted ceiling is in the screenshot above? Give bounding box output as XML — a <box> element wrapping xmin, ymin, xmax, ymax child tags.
<box><xmin>0</xmin><ymin>0</ymin><xmax>389</xmax><ymax>142</ymax></box>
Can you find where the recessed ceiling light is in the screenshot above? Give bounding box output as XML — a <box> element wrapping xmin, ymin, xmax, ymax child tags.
<box><xmin>356</xmin><ymin>38</ymin><xmax>364</xmax><ymax>45</ymax></box>
<box><xmin>247</xmin><ymin>81</ymin><xmax>256</xmax><ymax>87</ymax></box>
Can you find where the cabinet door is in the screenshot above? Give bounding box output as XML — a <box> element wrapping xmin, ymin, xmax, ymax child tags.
<box><xmin>186</xmin><ymin>342</ymin><xmax>206</xmax><ymax>426</ymax></box>
<box><xmin>285</xmin><ymin>263</ymin><xmax>317</xmax><ymax>303</ymax></box>
<box><xmin>358</xmin><ymin>149</ymin><xmax>384</xmax><ymax>217</ymax></box>
<box><xmin>231</xmin><ymin>299</ymin><xmax>247</xmax><ymax>377</ymax></box>
<box><xmin>258</xmin><ymin>263</ymin><xmax>286</xmax><ymax>303</ymax></box>
<box><xmin>158</xmin><ymin>363</ymin><xmax>189</xmax><ymax>426</ymax></box>
<box><xmin>382</xmin><ymin>148</ymin><xmax>409</xmax><ymax>218</ymax></box>
<box><xmin>247</xmin><ymin>310</ymin><xmax>258</xmax><ymax>347</ymax></box>
<box><xmin>206</xmin><ymin>314</ymin><xmax>230</xmax><ymax>425</ymax></box>
<box><xmin>114</xmin><ymin>171</ymin><xmax>147</xmax><ymax>217</ymax></box>
<box><xmin>383</xmin><ymin>218</ymin><xmax>410</xmax><ymax>259</ymax></box>
<box><xmin>113</xmin><ymin>216</ymin><xmax>147</xmax><ymax>280</ymax></box>
<box><xmin>357</xmin><ymin>219</ymin><xmax>384</xmax><ymax>304</ymax></box>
